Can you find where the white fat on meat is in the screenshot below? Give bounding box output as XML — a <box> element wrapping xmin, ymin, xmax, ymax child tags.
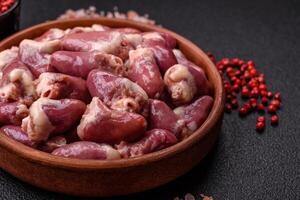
<box><xmin>64</xmin><ymin>28</ymin><xmax>72</xmax><ymax>35</ymax></box>
<box><xmin>0</xmin><ymin>47</ymin><xmax>19</xmax><ymax>70</ymax></box>
<box><xmin>20</xmin><ymin>39</ymin><xmax>61</xmax><ymax>55</ymax></box>
<box><xmin>186</xmin><ymin>121</ymin><xmax>198</xmax><ymax>132</ymax></box>
<box><xmin>164</xmin><ymin>64</ymin><xmax>197</xmax><ymax>104</ymax></box>
<box><xmin>172</xmin><ymin>49</ymin><xmax>185</xmax><ymax>58</ymax></box>
<box><xmin>22</xmin><ymin>98</ymin><xmax>57</xmax><ymax>142</ymax></box>
<box><xmin>142</xmin><ymin>32</ymin><xmax>164</xmax><ymax>41</ymax></box>
<box><xmin>120</xmin><ymin>78</ymin><xmax>148</xmax><ymax>100</ymax></box>
<box><xmin>16</xmin><ymin>104</ymin><xmax>29</xmax><ymax>116</ymax></box>
<box><xmin>173</xmin><ymin>106</ymin><xmax>185</xmax><ymax>118</ymax></box>
<box><xmin>69</xmin><ymin>24</ymin><xmax>108</xmax><ymax>34</ymax></box>
<box><xmin>101</xmin><ymin>144</ymin><xmax>121</xmax><ymax>159</ymax></box>
<box><xmin>111</xmin><ymin>97</ymin><xmax>139</xmax><ymax>112</ymax></box>
<box><xmin>35</xmin><ymin>73</ymin><xmax>58</xmax><ymax>97</ymax></box>
<box><xmin>124</xmin><ymin>34</ymin><xmax>143</xmax><ymax>48</ymax></box>
<box><xmin>89</xmin><ymin>32</ymin><xmax>123</xmax><ymax>54</ymax></box>
<box><xmin>91</xmin><ymin>24</ymin><xmax>108</xmax><ymax>31</ymax></box>
<box><xmin>77</xmin><ymin>97</ymin><xmax>103</xmax><ymax>139</ymax></box>
<box><xmin>171</xmin><ymin>83</ymin><xmax>192</xmax><ymax>102</ymax></box>
<box><xmin>38</xmin><ymin>28</ymin><xmax>65</xmax><ymax>41</ymax></box>
<box><xmin>0</xmin><ymin>83</ymin><xmax>19</xmax><ymax>100</ymax></box>
<box><xmin>129</xmin><ymin>48</ymin><xmax>156</xmax><ymax>77</ymax></box>
<box><xmin>9</xmin><ymin>68</ymin><xmax>36</xmax><ymax>97</ymax></box>
<box><xmin>70</xmin><ymin>26</ymin><xmax>96</xmax><ymax>33</ymax></box>
<box><xmin>47</xmin><ymin>28</ymin><xmax>65</xmax><ymax>39</ymax></box>
<box><xmin>167</xmin><ymin>64</ymin><xmax>190</xmax><ymax>81</ymax></box>
<box><xmin>128</xmin><ymin>48</ymin><xmax>163</xmax><ymax>98</ymax></box>
<box><xmin>93</xmin><ymin>52</ymin><xmax>124</xmax><ymax>74</ymax></box>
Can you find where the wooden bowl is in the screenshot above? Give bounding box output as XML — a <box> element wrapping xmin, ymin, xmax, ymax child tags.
<box><xmin>0</xmin><ymin>18</ymin><xmax>224</xmax><ymax>197</ymax></box>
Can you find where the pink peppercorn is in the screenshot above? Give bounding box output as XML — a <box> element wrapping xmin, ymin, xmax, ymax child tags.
<box><xmin>241</xmin><ymin>87</ymin><xmax>250</xmax><ymax>98</ymax></box>
<box><xmin>259</xmin><ymin>84</ymin><xmax>267</xmax><ymax>91</ymax></box>
<box><xmin>207</xmin><ymin>54</ymin><xmax>282</xmax><ymax>133</ymax></box>
<box><xmin>267</xmin><ymin>91</ymin><xmax>273</xmax><ymax>99</ymax></box>
<box><xmin>261</xmin><ymin>97</ymin><xmax>269</xmax><ymax>105</ymax></box>
<box><xmin>221</xmin><ymin>58</ymin><xmax>230</xmax><ymax>66</ymax></box>
<box><xmin>257</xmin><ymin>104</ymin><xmax>265</xmax><ymax>112</ymax></box>
<box><xmin>274</xmin><ymin>92</ymin><xmax>281</xmax><ymax>101</ymax></box>
<box><xmin>270</xmin><ymin>115</ymin><xmax>279</xmax><ymax>126</ymax></box>
<box><xmin>270</xmin><ymin>99</ymin><xmax>281</xmax><ymax>109</ymax></box>
<box><xmin>249</xmin><ymin>98</ymin><xmax>257</xmax><ymax>108</ymax></box>
<box><xmin>225</xmin><ymin>104</ymin><xmax>232</xmax><ymax>113</ymax></box>
<box><xmin>231</xmin><ymin>99</ymin><xmax>239</xmax><ymax>109</ymax></box>
<box><xmin>239</xmin><ymin>107</ymin><xmax>248</xmax><ymax>116</ymax></box>
<box><xmin>268</xmin><ymin>104</ymin><xmax>277</xmax><ymax>114</ymax></box>
<box><xmin>260</xmin><ymin>90</ymin><xmax>267</xmax><ymax>97</ymax></box>
<box><xmin>257</xmin><ymin>116</ymin><xmax>265</xmax><ymax>122</ymax></box>
<box><xmin>250</xmin><ymin>89</ymin><xmax>259</xmax><ymax>98</ymax></box>
<box><xmin>256</xmin><ymin>121</ymin><xmax>265</xmax><ymax>132</ymax></box>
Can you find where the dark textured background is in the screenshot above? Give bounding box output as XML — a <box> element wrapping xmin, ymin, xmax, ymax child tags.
<box><xmin>0</xmin><ymin>0</ymin><xmax>299</xmax><ymax>199</ymax></box>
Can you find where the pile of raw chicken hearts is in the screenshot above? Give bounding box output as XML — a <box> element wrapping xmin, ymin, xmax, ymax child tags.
<box><xmin>0</xmin><ymin>24</ymin><xmax>213</xmax><ymax>160</ymax></box>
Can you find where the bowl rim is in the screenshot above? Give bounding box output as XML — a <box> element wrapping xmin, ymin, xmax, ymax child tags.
<box><xmin>0</xmin><ymin>18</ymin><xmax>224</xmax><ymax>170</ymax></box>
<box><xmin>0</xmin><ymin>0</ymin><xmax>20</xmax><ymax>18</ymax></box>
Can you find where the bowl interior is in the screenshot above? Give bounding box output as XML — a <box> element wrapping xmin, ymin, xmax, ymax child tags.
<box><xmin>0</xmin><ymin>18</ymin><xmax>224</xmax><ymax>169</ymax></box>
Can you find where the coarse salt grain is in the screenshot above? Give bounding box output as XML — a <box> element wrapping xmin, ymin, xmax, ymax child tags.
<box><xmin>57</xmin><ymin>6</ymin><xmax>156</xmax><ymax>25</ymax></box>
<box><xmin>174</xmin><ymin>193</ymin><xmax>213</xmax><ymax>200</ymax></box>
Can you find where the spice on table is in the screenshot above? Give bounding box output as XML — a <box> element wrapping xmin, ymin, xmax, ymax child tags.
<box><xmin>261</xmin><ymin>96</ymin><xmax>269</xmax><ymax>105</ymax></box>
<box><xmin>270</xmin><ymin>99</ymin><xmax>280</xmax><ymax>109</ymax></box>
<box><xmin>239</xmin><ymin>106</ymin><xmax>248</xmax><ymax>116</ymax></box>
<box><xmin>57</xmin><ymin>6</ymin><xmax>156</xmax><ymax>25</ymax></box>
<box><xmin>209</xmin><ymin>55</ymin><xmax>282</xmax><ymax>132</ymax></box>
<box><xmin>241</xmin><ymin>87</ymin><xmax>250</xmax><ymax>98</ymax></box>
<box><xmin>200</xmin><ymin>194</ymin><xmax>214</xmax><ymax>200</ymax></box>
<box><xmin>270</xmin><ymin>115</ymin><xmax>279</xmax><ymax>125</ymax></box>
<box><xmin>225</xmin><ymin>103</ymin><xmax>232</xmax><ymax>113</ymax></box>
<box><xmin>257</xmin><ymin>116</ymin><xmax>265</xmax><ymax>122</ymax></box>
<box><xmin>257</xmin><ymin>103</ymin><xmax>265</xmax><ymax>112</ymax></box>
<box><xmin>267</xmin><ymin>104</ymin><xmax>277</xmax><ymax>114</ymax></box>
<box><xmin>0</xmin><ymin>0</ymin><xmax>15</xmax><ymax>14</ymax></box>
<box><xmin>174</xmin><ymin>193</ymin><xmax>213</xmax><ymax>200</ymax></box>
<box><xmin>256</xmin><ymin>121</ymin><xmax>265</xmax><ymax>132</ymax></box>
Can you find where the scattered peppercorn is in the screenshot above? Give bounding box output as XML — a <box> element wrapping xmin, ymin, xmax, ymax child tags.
<box><xmin>256</xmin><ymin>121</ymin><xmax>265</xmax><ymax>132</ymax></box>
<box><xmin>268</xmin><ymin>104</ymin><xmax>277</xmax><ymax>114</ymax></box>
<box><xmin>231</xmin><ymin>98</ymin><xmax>239</xmax><ymax>109</ymax></box>
<box><xmin>241</xmin><ymin>87</ymin><xmax>250</xmax><ymax>98</ymax></box>
<box><xmin>274</xmin><ymin>92</ymin><xmax>281</xmax><ymax>101</ymax></box>
<box><xmin>260</xmin><ymin>90</ymin><xmax>267</xmax><ymax>97</ymax></box>
<box><xmin>259</xmin><ymin>84</ymin><xmax>267</xmax><ymax>91</ymax></box>
<box><xmin>249</xmin><ymin>98</ymin><xmax>257</xmax><ymax>109</ymax></box>
<box><xmin>208</xmin><ymin>54</ymin><xmax>282</xmax><ymax>132</ymax></box>
<box><xmin>267</xmin><ymin>91</ymin><xmax>273</xmax><ymax>99</ymax></box>
<box><xmin>225</xmin><ymin>103</ymin><xmax>232</xmax><ymax>113</ymax></box>
<box><xmin>261</xmin><ymin>97</ymin><xmax>269</xmax><ymax>105</ymax></box>
<box><xmin>239</xmin><ymin>107</ymin><xmax>248</xmax><ymax>116</ymax></box>
<box><xmin>257</xmin><ymin>104</ymin><xmax>265</xmax><ymax>112</ymax></box>
<box><xmin>270</xmin><ymin>115</ymin><xmax>279</xmax><ymax>126</ymax></box>
<box><xmin>270</xmin><ymin>99</ymin><xmax>281</xmax><ymax>109</ymax></box>
<box><xmin>257</xmin><ymin>116</ymin><xmax>265</xmax><ymax>122</ymax></box>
